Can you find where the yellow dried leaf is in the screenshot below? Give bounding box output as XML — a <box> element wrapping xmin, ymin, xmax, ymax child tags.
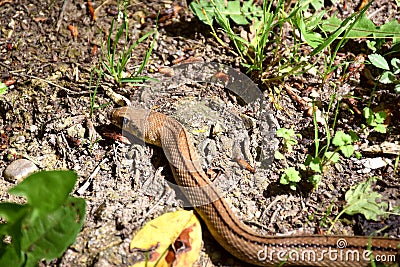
<box><xmin>129</xmin><ymin>210</ymin><xmax>202</xmax><ymax>267</ymax></box>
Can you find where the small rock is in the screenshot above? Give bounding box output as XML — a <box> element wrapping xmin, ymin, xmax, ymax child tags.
<box><xmin>4</xmin><ymin>159</ymin><xmax>38</xmax><ymax>182</ymax></box>
<box><xmin>360</xmin><ymin>157</ymin><xmax>390</xmax><ymax>170</ymax></box>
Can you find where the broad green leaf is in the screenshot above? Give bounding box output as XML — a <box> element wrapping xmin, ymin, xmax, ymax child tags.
<box><xmin>309</xmin><ymin>0</ymin><xmax>323</xmax><ymax>10</ymax></box>
<box><xmin>298</xmin><ymin>17</ymin><xmax>324</xmax><ymax>48</ymax></box>
<box><xmin>349</xmin><ymin>130</ymin><xmax>359</xmax><ymax>142</ymax></box>
<box><xmin>286</xmin><ymin>167</ymin><xmax>301</xmax><ymax>183</ymax></box>
<box><xmin>340</xmin><ymin>144</ymin><xmax>354</xmax><ymax>158</ymax></box>
<box><xmin>374</xmin><ymin>111</ymin><xmax>387</xmax><ymax>124</ymax></box>
<box><xmin>189</xmin><ymin>1</ymin><xmax>215</xmax><ymax>25</ymax></box>
<box><xmin>325</xmin><ymin>151</ymin><xmax>339</xmax><ymax>163</ymax></box>
<box><xmin>320</xmin><ymin>15</ymin><xmax>342</xmax><ymax>32</ymax></box>
<box><xmin>8</xmin><ymin>171</ymin><xmax>78</xmax><ymax>215</ymax></box>
<box><xmin>344</xmin><ymin>178</ymin><xmax>387</xmax><ymax>221</ymax></box>
<box><xmin>346</xmin><ymin>14</ymin><xmax>375</xmax><ymax>38</ymax></box>
<box><xmin>23</xmin><ymin>197</ymin><xmax>86</xmax><ymax>265</ymax></box>
<box><xmin>227</xmin><ymin>1</ymin><xmax>248</xmax><ymax>25</ymax></box>
<box><xmin>320</xmin><ymin>13</ymin><xmax>375</xmax><ymax>38</ymax></box>
<box><xmin>306</xmin><ymin>156</ymin><xmax>322</xmax><ymax>173</ymax></box>
<box><xmin>0</xmin><ymin>203</ymin><xmax>27</xmax><ymax>260</ymax></box>
<box><xmin>374</xmin><ymin>124</ymin><xmax>387</xmax><ymax>133</ymax></box>
<box><xmin>0</xmin><ymin>245</ymin><xmax>24</xmax><ymax>267</ymax></box>
<box><xmin>368</xmin><ymin>54</ymin><xmax>390</xmax><ymax>70</ymax></box>
<box><xmin>0</xmin><ymin>170</ymin><xmax>86</xmax><ymax>267</ymax></box>
<box><xmin>363</xmin><ymin>107</ymin><xmax>374</xmax><ymax>126</ymax></box>
<box><xmin>379</xmin><ymin>71</ymin><xmax>395</xmax><ymax>84</ymax></box>
<box><xmin>332</xmin><ymin>131</ymin><xmax>352</xmax><ymax>147</ymax></box>
<box><xmin>375</xmin><ymin>19</ymin><xmax>400</xmax><ymax>43</ymax></box>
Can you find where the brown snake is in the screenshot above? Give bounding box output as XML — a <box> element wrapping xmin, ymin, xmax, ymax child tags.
<box><xmin>112</xmin><ymin>107</ymin><xmax>400</xmax><ymax>266</ymax></box>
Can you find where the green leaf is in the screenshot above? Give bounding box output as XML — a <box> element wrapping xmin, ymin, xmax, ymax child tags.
<box><xmin>22</xmin><ymin>197</ymin><xmax>86</xmax><ymax>265</ymax></box>
<box><xmin>227</xmin><ymin>1</ymin><xmax>248</xmax><ymax>25</ymax></box>
<box><xmin>374</xmin><ymin>124</ymin><xmax>387</xmax><ymax>133</ymax></box>
<box><xmin>280</xmin><ymin>167</ymin><xmax>301</xmax><ymax>190</ymax></box>
<box><xmin>308</xmin><ymin>174</ymin><xmax>321</xmax><ymax>188</ymax></box>
<box><xmin>366</xmin><ymin>40</ymin><xmax>377</xmax><ymax>52</ymax></box>
<box><xmin>0</xmin><ymin>82</ymin><xmax>7</xmax><ymax>95</ymax></box>
<box><xmin>309</xmin><ymin>0</ymin><xmax>323</xmax><ymax>10</ymax></box>
<box><xmin>0</xmin><ymin>171</ymin><xmax>86</xmax><ymax>266</ymax></box>
<box><xmin>320</xmin><ymin>15</ymin><xmax>342</xmax><ymax>32</ymax></box>
<box><xmin>274</xmin><ymin>151</ymin><xmax>285</xmax><ymax>160</ymax></box>
<box><xmin>286</xmin><ymin>167</ymin><xmax>301</xmax><ymax>183</ymax></box>
<box><xmin>349</xmin><ymin>130</ymin><xmax>359</xmax><ymax>142</ymax></box>
<box><xmin>344</xmin><ymin>178</ymin><xmax>388</xmax><ymax>221</ymax></box>
<box><xmin>379</xmin><ymin>71</ymin><xmax>395</xmax><ymax>84</ymax></box>
<box><xmin>306</xmin><ymin>156</ymin><xmax>322</xmax><ymax>173</ymax></box>
<box><xmin>332</xmin><ymin>131</ymin><xmax>352</xmax><ymax>147</ymax></box>
<box><xmin>8</xmin><ymin>171</ymin><xmax>78</xmax><ymax>215</ymax></box>
<box><xmin>375</xmin><ymin>20</ymin><xmax>400</xmax><ymax>43</ymax></box>
<box><xmin>324</xmin><ymin>151</ymin><xmax>340</xmax><ymax>163</ymax></box>
<box><xmin>346</xmin><ymin>14</ymin><xmax>376</xmax><ymax>38</ymax></box>
<box><xmin>368</xmin><ymin>54</ymin><xmax>390</xmax><ymax>70</ymax></box>
<box><xmin>363</xmin><ymin>107</ymin><xmax>375</xmax><ymax>126</ymax></box>
<box><xmin>0</xmin><ymin>245</ymin><xmax>24</xmax><ymax>267</ymax></box>
<box><xmin>392</xmin><ymin>58</ymin><xmax>400</xmax><ymax>74</ymax></box>
<box><xmin>340</xmin><ymin>144</ymin><xmax>354</xmax><ymax>158</ymax></box>
<box><xmin>394</xmin><ymin>84</ymin><xmax>400</xmax><ymax>93</ymax></box>
<box><xmin>276</xmin><ymin>128</ymin><xmax>296</xmax><ymax>139</ymax></box>
<box><xmin>375</xmin><ymin>111</ymin><xmax>387</xmax><ymax>124</ymax></box>
<box><xmin>189</xmin><ymin>1</ymin><xmax>215</xmax><ymax>25</ymax></box>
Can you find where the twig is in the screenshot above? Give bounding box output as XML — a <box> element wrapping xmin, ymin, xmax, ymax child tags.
<box><xmin>10</xmin><ymin>71</ymin><xmax>87</xmax><ymax>94</ymax></box>
<box><xmin>56</xmin><ymin>0</ymin><xmax>69</xmax><ymax>32</ymax></box>
<box><xmin>77</xmin><ymin>158</ymin><xmax>108</xmax><ymax>195</ymax></box>
<box><xmin>94</xmin><ymin>0</ymin><xmax>111</xmax><ymax>15</ymax></box>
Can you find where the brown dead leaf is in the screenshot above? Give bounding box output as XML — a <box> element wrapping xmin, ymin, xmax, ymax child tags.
<box><xmin>235</xmin><ymin>158</ymin><xmax>255</xmax><ymax>173</ymax></box>
<box><xmin>67</xmin><ymin>25</ymin><xmax>78</xmax><ymax>38</ymax></box>
<box><xmin>129</xmin><ymin>210</ymin><xmax>202</xmax><ymax>267</ymax></box>
<box><xmin>87</xmin><ymin>1</ymin><xmax>96</xmax><ymax>21</ymax></box>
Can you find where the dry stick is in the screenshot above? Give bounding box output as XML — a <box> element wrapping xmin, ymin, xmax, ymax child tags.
<box><xmin>10</xmin><ymin>71</ymin><xmax>86</xmax><ymax>94</ymax></box>
<box><xmin>94</xmin><ymin>0</ymin><xmax>112</xmax><ymax>15</ymax></box>
<box><xmin>56</xmin><ymin>0</ymin><xmax>69</xmax><ymax>32</ymax></box>
<box><xmin>77</xmin><ymin>158</ymin><xmax>108</xmax><ymax>195</ymax></box>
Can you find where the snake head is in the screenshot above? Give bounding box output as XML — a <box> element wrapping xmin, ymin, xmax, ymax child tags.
<box><xmin>111</xmin><ymin>107</ymin><xmax>151</xmax><ymax>141</ymax></box>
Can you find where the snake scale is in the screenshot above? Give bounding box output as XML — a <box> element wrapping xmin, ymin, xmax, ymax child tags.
<box><xmin>112</xmin><ymin>107</ymin><xmax>400</xmax><ymax>267</ymax></box>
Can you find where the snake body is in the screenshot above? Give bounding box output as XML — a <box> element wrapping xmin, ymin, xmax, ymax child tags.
<box><xmin>112</xmin><ymin>107</ymin><xmax>400</xmax><ymax>266</ymax></box>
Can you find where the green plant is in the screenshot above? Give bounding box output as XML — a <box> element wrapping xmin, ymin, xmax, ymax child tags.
<box><xmin>190</xmin><ymin>0</ymin><xmax>391</xmax><ymax>81</ymax></box>
<box><xmin>190</xmin><ymin>0</ymin><xmax>271</xmax><ymax>71</ymax></box>
<box><xmin>363</xmin><ymin>107</ymin><xmax>387</xmax><ymax>133</ymax></box>
<box><xmin>304</xmin><ymin>96</ymin><xmax>359</xmax><ymax>189</ymax></box>
<box><xmin>279</xmin><ymin>167</ymin><xmax>301</xmax><ymax>190</ymax></box>
<box><xmin>102</xmin><ymin>3</ymin><xmax>156</xmax><ymax>85</ymax></box>
<box><xmin>88</xmin><ymin>68</ymin><xmax>110</xmax><ymax>117</ymax></box>
<box><xmin>0</xmin><ymin>171</ymin><xmax>86</xmax><ymax>266</ymax></box>
<box><xmin>368</xmin><ymin>54</ymin><xmax>400</xmax><ymax>93</ymax></box>
<box><xmin>275</xmin><ymin>127</ymin><xmax>301</xmax><ymax>153</ymax></box>
<box><xmin>327</xmin><ymin>177</ymin><xmax>394</xmax><ymax>234</ymax></box>
<box><xmin>0</xmin><ymin>82</ymin><xmax>7</xmax><ymax>95</ymax></box>
<box><xmin>274</xmin><ymin>127</ymin><xmax>302</xmax><ymax>190</ymax></box>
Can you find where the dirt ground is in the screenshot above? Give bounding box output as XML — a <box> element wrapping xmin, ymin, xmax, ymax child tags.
<box><xmin>0</xmin><ymin>1</ymin><xmax>399</xmax><ymax>266</ymax></box>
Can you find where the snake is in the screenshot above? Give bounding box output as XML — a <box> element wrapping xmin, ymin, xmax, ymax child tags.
<box><xmin>111</xmin><ymin>106</ymin><xmax>400</xmax><ymax>267</ymax></box>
